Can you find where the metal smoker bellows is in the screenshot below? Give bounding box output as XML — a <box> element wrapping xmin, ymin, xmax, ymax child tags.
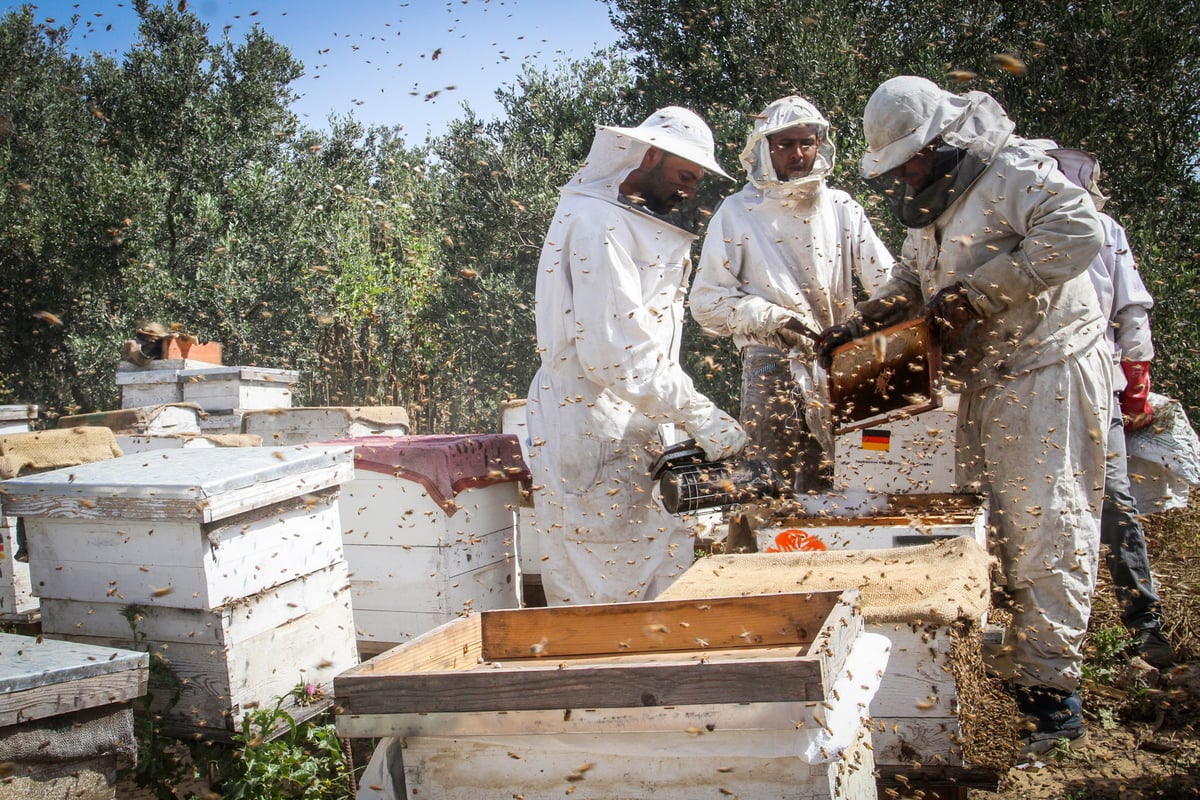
<box><xmin>651</xmin><ymin>440</ymin><xmax>784</xmax><ymax>514</ymax></box>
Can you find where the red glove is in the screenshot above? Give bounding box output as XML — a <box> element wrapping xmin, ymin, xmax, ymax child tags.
<box><xmin>1120</xmin><ymin>361</ymin><xmax>1154</xmax><ymax>431</ymax></box>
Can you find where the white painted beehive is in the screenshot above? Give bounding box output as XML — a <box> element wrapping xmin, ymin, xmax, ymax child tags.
<box><xmin>331</xmin><ymin>434</ymin><xmax>529</xmax><ymax>655</ymax></box>
<box><xmin>242</xmin><ymin>406</ymin><xmax>410</xmax><ymax>446</ymax></box>
<box><xmin>0</xmin><ymin>404</ymin><xmax>37</xmax><ymax>435</ymax></box>
<box><xmin>179</xmin><ymin>365</ymin><xmax>299</xmax><ymax>412</ymax></box>
<box><xmin>0</xmin><ymin>445</ymin><xmax>359</xmax><ymax>739</ymax></box>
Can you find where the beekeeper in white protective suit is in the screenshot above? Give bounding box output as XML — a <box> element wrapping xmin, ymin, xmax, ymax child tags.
<box><xmin>525</xmin><ymin>107</ymin><xmax>747</xmax><ymax>606</ymax></box>
<box><xmin>1047</xmin><ymin>147</ymin><xmax>1174</xmax><ymax>668</ymax></box>
<box><xmin>691</xmin><ymin>96</ymin><xmax>892</xmax><ymax>499</ymax></box>
<box><xmin>815</xmin><ymin>76</ymin><xmax>1109</xmax><ymax>756</ymax></box>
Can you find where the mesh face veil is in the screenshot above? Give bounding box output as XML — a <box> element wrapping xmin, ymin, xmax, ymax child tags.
<box><xmin>740</xmin><ymin>96</ymin><xmax>835</xmax><ymax>193</ymax></box>
<box><xmin>864</xmin><ymin>140</ymin><xmax>988</xmax><ymax>228</ymax></box>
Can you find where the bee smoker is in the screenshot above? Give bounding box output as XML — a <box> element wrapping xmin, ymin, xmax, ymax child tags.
<box><xmin>650</xmin><ymin>440</ymin><xmax>785</xmax><ymax>514</ymax></box>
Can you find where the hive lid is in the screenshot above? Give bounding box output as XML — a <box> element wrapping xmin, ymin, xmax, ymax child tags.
<box><xmin>0</xmin><ymin>444</ymin><xmax>353</xmax><ymax>522</ymax></box>
<box><xmin>178</xmin><ymin>365</ymin><xmax>300</xmax><ymax>384</ymax></box>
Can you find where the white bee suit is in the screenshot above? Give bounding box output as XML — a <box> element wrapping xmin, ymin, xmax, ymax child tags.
<box><xmin>526</xmin><ymin>112</ymin><xmax>735</xmax><ymax>606</ymax></box>
<box><xmin>692</xmin><ymin>97</ymin><xmax>892</xmax><ymax>351</ymax></box>
<box><xmin>691</xmin><ymin>97</ymin><xmax>893</xmax><ymax>468</ymax></box>
<box><xmin>861</xmin><ymin>78</ymin><xmax>1110</xmax><ymax>692</ymax></box>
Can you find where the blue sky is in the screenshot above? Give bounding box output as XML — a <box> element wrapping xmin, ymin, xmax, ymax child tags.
<box><xmin>17</xmin><ymin>0</ymin><xmax>624</xmax><ymax>137</ymax></box>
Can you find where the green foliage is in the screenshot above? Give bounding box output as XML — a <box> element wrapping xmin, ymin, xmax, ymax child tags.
<box><xmin>606</xmin><ymin>0</ymin><xmax>1200</xmax><ymax>414</ymax></box>
<box><xmin>0</xmin><ymin>0</ymin><xmax>1197</xmax><ymax>432</ymax></box>
<box><xmin>1082</xmin><ymin>624</ymin><xmax>1133</xmax><ymax>685</ymax></box>
<box><xmin>213</xmin><ymin>683</ymin><xmax>352</xmax><ymax>800</ymax></box>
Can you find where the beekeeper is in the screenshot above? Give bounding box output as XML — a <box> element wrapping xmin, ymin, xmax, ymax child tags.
<box><xmin>1049</xmin><ymin>147</ymin><xmax>1174</xmax><ymax>668</ymax></box>
<box><xmin>525</xmin><ymin>107</ymin><xmax>746</xmax><ymax>606</ymax></box>
<box><xmin>817</xmin><ymin>76</ymin><xmax>1108</xmax><ymax>754</ymax></box>
<box><xmin>691</xmin><ymin>96</ymin><xmax>892</xmax><ymax>495</ymax></box>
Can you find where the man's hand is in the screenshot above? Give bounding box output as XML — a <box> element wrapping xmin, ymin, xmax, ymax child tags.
<box><xmin>815</xmin><ymin>317</ymin><xmax>866</xmax><ymax>371</ymax></box>
<box><xmin>681</xmin><ymin>397</ymin><xmax>747</xmax><ymax>462</ymax></box>
<box><xmin>1120</xmin><ymin>361</ymin><xmax>1154</xmax><ymax>431</ymax></box>
<box><xmin>926</xmin><ymin>282</ymin><xmax>978</xmax><ymax>339</ymax></box>
<box><xmin>776</xmin><ymin>317</ymin><xmax>819</xmax><ymax>350</ymax></box>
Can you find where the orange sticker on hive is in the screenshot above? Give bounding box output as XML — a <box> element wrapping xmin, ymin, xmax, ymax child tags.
<box><xmin>765</xmin><ymin>528</ymin><xmax>827</xmax><ymax>552</ymax></box>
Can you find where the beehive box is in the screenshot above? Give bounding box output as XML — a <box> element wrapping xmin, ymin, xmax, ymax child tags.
<box><xmin>660</xmin><ymin>537</ymin><xmax>1009</xmax><ymax>785</ymax></box>
<box><xmin>338</xmin><ymin>592</ymin><xmax>884</xmax><ymax>800</ymax></box>
<box><xmin>199</xmin><ymin>410</ymin><xmax>245</xmax><ymax>435</ymax></box>
<box><xmin>755</xmin><ymin>493</ymin><xmax>987</xmax><ymax>553</ymax></box>
<box><xmin>116</xmin><ymin>359</ymin><xmax>216</xmax><ymax>408</ymax></box>
<box><xmin>243</xmin><ymin>406</ymin><xmax>411</xmax><ymax>446</ymax></box>
<box><xmin>0</xmin><ymin>445</ymin><xmax>360</xmax><ymax>739</ymax></box>
<box><xmin>331</xmin><ymin>434</ymin><xmax>529</xmax><ymax>655</ymax></box>
<box><xmin>58</xmin><ymin>403</ymin><xmax>203</xmax><ymax>436</ymax></box>
<box><xmin>179</xmin><ymin>365</ymin><xmax>299</xmax><ymax>412</ymax></box>
<box><xmin>0</xmin><ymin>632</ymin><xmax>147</xmax><ymax>800</ymax></box>
<box><xmin>833</xmin><ymin>397</ymin><xmax>960</xmax><ymax>496</ymax></box>
<box><xmin>497</xmin><ymin>399</ymin><xmax>543</xmax><ymax>590</ymax></box>
<box><xmin>112</xmin><ymin>432</ymin><xmax>262</xmax><ymax>455</ymax></box>
<box><xmin>0</xmin><ymin>404</ymin><xmax>37</xmax><ymax>434</ymax></box>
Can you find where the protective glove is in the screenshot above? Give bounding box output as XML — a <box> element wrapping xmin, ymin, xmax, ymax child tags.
<box><xmin>680</xmin><ymin>396</ymin><xmax>747</xmax><ymax>462</ymax></box>
<box><xmin>925</xmin><ymin>282</ymin><xmax>978</xmax><ymax>339</ymax></box>
<box><xmin>1120</xmin><ymin>361</ymin><xmax>1154</xmax><ymax>431</ymax></box>
<box><xmin>814</xmin><ymin>317</ymin><xmax>867</xmax><ymax>371</ymax></box>
<box><xmin>776</xmin><ymin>317</ymin><xmax>819</xmax><ymax>352</ymax></box>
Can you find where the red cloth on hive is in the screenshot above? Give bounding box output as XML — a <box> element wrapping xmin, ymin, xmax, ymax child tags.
<box><xmin>337</xmin><ymin>434</ymin><xmax>531</xmax><ymax>516</ymax></box>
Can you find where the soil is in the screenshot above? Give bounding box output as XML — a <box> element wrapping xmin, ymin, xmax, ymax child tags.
<box><xmin>959</xmin><ymin>497</ymin><xmax>1200</xmax><ymax>800</ymax></box>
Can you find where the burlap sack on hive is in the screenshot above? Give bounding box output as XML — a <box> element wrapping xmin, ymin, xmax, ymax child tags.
<box><xmin>660</xmin><ymin>535</ymin><xmax>993</xmax><ymax>624</ymax></box>
<box><xmin>0</xmin><ymin>427</ymin><xmax>123</xmax><ymax>480</ymax></box>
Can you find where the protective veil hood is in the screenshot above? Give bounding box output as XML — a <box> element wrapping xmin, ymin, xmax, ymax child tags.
<box><xmin>861</xmin><ymin>76</ymin><xmax>1015</xmax><ymax>227</ymax></box>
<box><xmin>1047</xmin><ymin>147</ymin><xmax>1109</xmax><ymax>211</ymax></box>
<box><xmin>739</xmin><ymin>96</ymin><xmax>835</xmax><ymax>194</ymax></box>
<box><xmin>860</xmin><ymin>76</ymin><xmax>1015</xmax><ymax>178</ymax></box>
<box><xmin>561</xmin><ymin>106</ymin><xmax>728</xmax><ymax>214</ymax></box>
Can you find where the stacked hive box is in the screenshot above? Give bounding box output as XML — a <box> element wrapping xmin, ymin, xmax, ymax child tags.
<box><xmin>0</xmin><ymin>633</ymin><xmax>146</xmax><ymax>799</ymax></box>
<box><xmin>0</xmin><ymin>445</ymin><xmax>360</xmax><ymax>740</ymax></box>
<box><xmin>116</xmin><ymin>359</ymin><xmax>216</xmax><ymax>409</ymax></box>
<box><xmin>57</xmin><ymin>404</ymin><xmax>261</xmax><ymax>454</ymax></box>
<box><xmin>0</xmin><ymin>404</ymin><xmax>37</xmax><ymax>434</ymax></box>
<box><xmin>116</xmin><ymin>359</ymin><xmax>299</xmax><ymax>435</ymax></box>
<box><xmin>659</xmin><ymin>537</ymin><xmax>1006</xmax><ymax>790</ymax></box>
<box><xmin>242</xmin><ymin>406</ymin><xmax>410</xmax><ymax>446</ymax></box>
<box><xmin>329</xmin><ymin>434</ymin><xmax>529</xmax><ymax>656</ymax></box>
<box><xmin>339</xmin><ymin>592</ymin><xmax>886</xmax><ymax>800</ymax></box>
<box><xmin>181</xmin><ymin>365</ymin><xmax>300</xmax><ymax>434</ymax></box>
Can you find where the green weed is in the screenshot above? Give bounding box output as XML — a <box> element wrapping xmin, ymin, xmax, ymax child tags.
<box><xmin>212</xmin><ymin>682</ymin><xmax>354</xmax><ymax>800</ymax></box>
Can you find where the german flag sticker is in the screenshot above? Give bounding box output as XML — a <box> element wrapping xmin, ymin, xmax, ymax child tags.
<box><xmin>862</xmin><ymin>429</ymin><xmax>891</xmax><ymax>452</ymax></box>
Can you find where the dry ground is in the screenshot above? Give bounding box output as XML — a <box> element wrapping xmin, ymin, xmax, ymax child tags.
<box><xmin>959</xmin><ymin>495</ymin><xmax>1200</xmax><ymax>800</ymax></box>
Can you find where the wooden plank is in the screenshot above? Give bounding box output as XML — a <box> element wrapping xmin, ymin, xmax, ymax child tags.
<box><xmin>0</xmin><ymin>669</ymin><xmax>147</xmax><ymax>726</ymax></box>
<box><xmin>337</xmin><ymin>652</ymin><xmax>824</xmax><ymax>716</ymax></box>
<box><xmin>357</xmin><ymin>614</ymin><xmax>484</xmax><ymax>674</ymax></box>
<box><xmin>479</xmin><ymin>592</ymin><xmax>839</xmax><ymax>660</ymax></box>
<box><xmin>339</xmin><ymin>699</ymin><xmax>830</xmax><ymax>739</ymax></box>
